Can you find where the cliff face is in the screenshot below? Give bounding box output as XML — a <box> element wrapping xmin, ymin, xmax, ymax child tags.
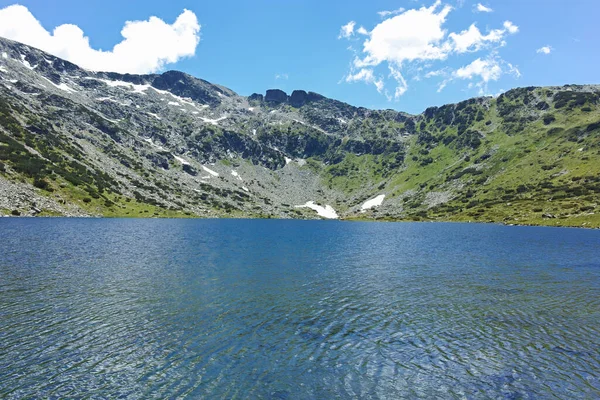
<box><xmin>1</xmin><ymin>37</ymin><xmax>599</xmax><ymax>227</ymax></box>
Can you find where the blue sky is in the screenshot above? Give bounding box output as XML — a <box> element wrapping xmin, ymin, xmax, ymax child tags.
<box><xmin>0</xmin><ymin>0</ymin><xmax>598</xmax><ymax>114</ymax></box>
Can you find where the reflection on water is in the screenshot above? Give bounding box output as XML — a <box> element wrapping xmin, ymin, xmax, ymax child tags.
<box><xmin>1</xmin><ymin>219</ymin><xmax>599</xmax><ymax>398</ymax></box>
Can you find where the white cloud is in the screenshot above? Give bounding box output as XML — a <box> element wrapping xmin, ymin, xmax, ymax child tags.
<box><xmin>358</xmin><ymin>1</ymin><xmax>453</xmax><ymax>68</ymax></box>
<box><xmin>455</xmin><ymin>57</ymin><xmax>502</xmax><ymax>82</ymax></box>
<box><xmin>275</xmin><ymin>73</ymin><xmax>289</xmax><ymax>80</ymax></box>
<box><xmin>475</xmin><ymin>3</ymin><xmax>493</xmax><ymax>13</ymax></box>
<box><xmin>537</xmin><ymin>46</ymin><xmax>552</xmax><ymax>55</ymax></box>
<box><xmin>345</xmin><ymin>68</ymin><xmax>385</xmax><ymax>93</ymax></box>
<box><xmin>449</xmin><ymin>23</ymin><xmax>505</xmax><ymax>53</ymax></box>
<box><xmin>452</xmin><ymin>56</ymin><xmax>520</xmax><ymax>95</ymax></box>
<box><xmin>0</xmin><ymin>4</ymin><xmax>200</xmax><ymax>74</ymax></box>
<box><xmin>339</xmin><ymin>21</ymin><xmax>356</xmax><ymax>39</ymax></box>
<box><xmin>357</xmin><ymin>26</ymin><xmax>368</xmax><ymax>35</ymax></box>
<box><xmin>503</xmin><ymin>21</ymin><xmax>519</xmax><ymax>34</ymax></box>
<box><xmin>340</xmin><ymin>1</ymin><xmax>520</xmax><ymax>99</ymax></box>
<box><xmin>377</xmin><ymin>7</ymin><xmax>405</xmax><ymax>18</ymax></box>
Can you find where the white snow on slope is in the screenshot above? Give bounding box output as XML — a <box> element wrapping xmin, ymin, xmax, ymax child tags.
<box><xmin>199</xmin><ymin>115</ymin><xmax>227</xmax><ymax>126</ymax></box>
<box><xmin>88</xmin><ymin>78</ymin><xmax>150</xmax><ymax>94</ymax></box>
<box><xmin>361</xmin><ymin>194</ymin><xmax>385</xmax><ymax>210</ymax></box>
<box><xmin>147</xmin><ymin>112</ymin><xmax>161</xmax><ymax>120</ymax></box>
<box><xmin>285</xmin><ymin>157</ymin><xmax>292</xmax><ymax>164</ymax></box>
<box><xmin>168</xmin><ymin>101</ymin><xmax>180</xmax><ymax>106</ymax></box>
<box><xmin>96</xmin><ymin>96</ymin><xmax>128</xmax><ymax>106</ymax></box>
<box><xmin>202</xmin><ymin>166</ymin><xmax>219</xmax><ymax>177</ymax></box>
<box><xmin>41</xmin><ymin>76</ymin><xmax>77</xmax><ymax>93</ymax></box>
<box><xmin>295</xmin><ymin>201</ymin><xmax>339</xmax><ymax>219</ymax></box>
<box><xmin>173</xmin><ymin>155</ymin><xmax>190</xmax><ymax>165</ymax></box>
<box><xmin>1</xmin><ymin>52</ymin><xmax>7</xmax><ymax>59</ymax></box>
<box><xmin>143</xmin><ymin>137</ymin><xmax>166</xmax><ymax>151</ymax></box>
<box><xmin>20</xmin><ymin>54</ymin><xmax>36</xmax><ymax>70</ymax></box>
<box><xmin>231</xmin><ymin>170</ymin><xmax>243</xmax><ymax>181</ymax></box>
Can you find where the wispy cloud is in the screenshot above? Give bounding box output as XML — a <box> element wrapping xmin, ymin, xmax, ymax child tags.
<box><xmin>475</xmin><ymin>3</ymin><xmax>493</xmax><ymax>13</ymax></box>
<box><xmin>377</xmin><ymin>7</ymin><xmax>405</xmax><ymax>18</ymax></box>
<box><xmin>536</xmin><ymin>46</ymin><xmax>552</xmax><ymax>55</ymax></box>
<box><xmin>275</xmin><ymin>73</ymin><xmax>289</xmax><ymax>80</ymax></box>
<box><xmin>338</xmin><ymin>21</ymin><xmax>356</xmax><ymax>39</ymax></box>
<box><xmin>0</xmin><ymin>4</ymin><xmax>200</xmax><ymax>74</ymax></box>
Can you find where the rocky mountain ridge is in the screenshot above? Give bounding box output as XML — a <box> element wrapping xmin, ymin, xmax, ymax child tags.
<box><xmin>1</xmin><ymin>37</ymin><xmax>599</xmax><ymax>227</ymax></box>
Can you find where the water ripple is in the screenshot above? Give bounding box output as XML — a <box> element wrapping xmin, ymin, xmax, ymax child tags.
<box><xmin>0</xmin><ymin>219</ymin><xmax>599</xmax><ymax>398</ymax></box>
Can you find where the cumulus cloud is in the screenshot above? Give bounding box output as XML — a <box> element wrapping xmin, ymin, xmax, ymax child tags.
<box><xmin>475</xmin><ymin>3</ymin><xmax>493</xmax><ymax>13</ymax></box>
<box><xmin>455</xmin><ymin>57</ymin><xmax>502</xmax><ymax>81</ymax></box>
<box><xmin>339</xmin><ymin>1</ymin><xmax>520</xmax><ymax>99</ymax></box>
<box><xmin>0</xmin><ymin>4</ymin><xmax>201</xmax><ymax>74</ymax></box>
<box><xmin>503</xmin><ymin>21</ymin><xmax>519</xmax><ymax>34</ymax></box>
<box><xmin>451</xmin><ymin>56</ymin><xmax>520</xmax><ymax>95</ymax></box>
<box><xmin>537</xmin><ymin>46</ymin><xmax>552</xmax><ymax>54</ymax></box>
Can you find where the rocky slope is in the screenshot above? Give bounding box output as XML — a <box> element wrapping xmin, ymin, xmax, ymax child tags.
<box><xmin>1</xmin><ymin>37</ymin><xmax>599</xmax><ymax>227</ymax></box>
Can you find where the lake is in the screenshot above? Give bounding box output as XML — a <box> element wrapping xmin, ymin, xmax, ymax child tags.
<box><xmin>0</xmin><ymin>219</ymin><xmax>599</xmax><ymax>399</ymax></box>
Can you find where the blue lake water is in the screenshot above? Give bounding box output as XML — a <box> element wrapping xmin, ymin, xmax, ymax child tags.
<box><xmin>0</xmin><ymin>219</ymin><xmax>599</xmax><ymax>399</ymax></box>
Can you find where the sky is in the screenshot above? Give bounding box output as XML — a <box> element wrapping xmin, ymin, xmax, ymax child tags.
<box><xmin>0</xmin><ymin>0</ymin><xmax>598</xmax><ymax>114</ymax></box>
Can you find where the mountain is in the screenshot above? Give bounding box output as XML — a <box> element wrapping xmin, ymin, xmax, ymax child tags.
<box><xmin>0</xmin><ymin>37</ymin><xmax>599</xmax><ymax>227</ymax></box>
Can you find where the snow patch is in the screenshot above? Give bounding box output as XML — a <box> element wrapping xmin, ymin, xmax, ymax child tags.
<box><xmin>242</xmin><ymin>186</ymin><xmax>249</xmax><ymax>192</ymax></box>
<box><xmin>295</xmin><ymin>201</ymin><xmax>339</xmax><ymax>219</ymax></box>
<box><xmin>231</xmin><ymin>170</ymin><xmax>243</xmax><ymax>181</ymax></box>
<box><xmin>1</xmin><ymin>52</ymin><xmax>7</xmax><ymax>59</ymax></box>
<box><xmin>252</xmin><ymin>129</ymin><xmax>257</xmax><ymax>136</ymax></box>
<box><xmin>89</xmin><ymin>78</ymin><xmax>150</xmax><ymax>94</ymax></box>
<box><xmin>147</xmin><ymin>112</ymin><xmax>161</xmax><ymax>120</ymax></box>
<box><xmin>100</xmin><ymin>115</ymin><xmax>121</xmax><ymax>124</ymax></box>
<box><xmin>168</xmin><ymin>101</ymin><xmax>180</xmax><ymax>106</ymax></box>
<box><xmin>0</xmin><ymin>66</ymin><xmax>7</xmax><ymax>72</ymax></box>
<box><xmin>143</xmin><ymin>138</ymin><xmax>166</xmax><ymax>151</ymax></box>
<box><xmin>285</xmin><ymin>157</ymin><xmax>292</xmax><ymax>164</ymax></box>
<box><xmin>96</xmin><ymin>96</ymin><xmax>127</xmax><ymax>106</ymax></box>
<box><xmin>199</xmin><ymin>115</ymin><xmax>227</xmax><ymax>126</ymax></box>
<box><xmin>248</xmin><ymin>107</ymin><xmax>255</xmax><ymax>112</ymax></box>
<box><xmin>41</xmin><ymin>77</ymin><xmax>77</xmax><ymax>93</ymax></box>
<box><xmin>361</xmin><ymin>194</ymin><xmax>385</xmax><ymax>210</ymax></box>
<box><xmin>202</xmin><ymin>166</ymin><xmax>219</xmax><ymax>177</ymax></box>
<box><xmin>173</xmin><ymin>155</ymin><xmax>190</xmax><ymax>165</ymax></box>
<box><xmin>20</xmin><ymin>54</ymin><xmax>37</xmax><ymax>70</ymax></box>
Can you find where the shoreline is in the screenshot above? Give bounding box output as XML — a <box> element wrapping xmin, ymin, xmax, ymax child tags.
<box><xmin>1</xmin><ymin>214</ymin><xmax>598</xmax><ymax>230</ymax></box>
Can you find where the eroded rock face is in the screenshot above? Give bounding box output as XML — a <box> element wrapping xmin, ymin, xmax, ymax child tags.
<box><xmin>265</xmin><ymin>89</ymin><xmax>288</xmax><ymax>104</ymax></box>
<box><xmin>289</xmin><ymin>90</ymin><xmax>308</xmax><ymax>107</ymax></box>
<box><xmin>152</xmin><ymin>70</ymin><xmax>225</xmax><ymax>106</ymax></box>
<box><xmin>248</xmin><ymin>93</ymin><xmax>264</xmax><ymax>103</ymax></box>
